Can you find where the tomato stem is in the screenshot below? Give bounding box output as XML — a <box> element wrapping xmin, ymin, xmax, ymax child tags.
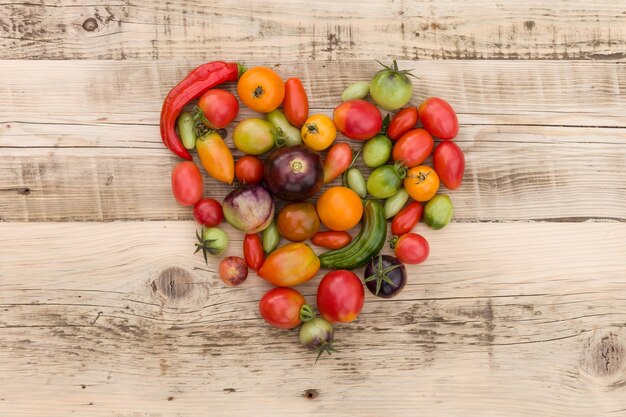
<box><xmin>299</xmin><ymin>304</ymin><xmax>315</xmax><ymax>323</ymax></box>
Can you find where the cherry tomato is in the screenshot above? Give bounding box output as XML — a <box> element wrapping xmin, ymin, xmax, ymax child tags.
<box><xmin>317</xmin><ymin>270</ymin><xmax>364</xmax><ymax>324</ymax></box>
<box><xmin>171</xmin><ymin>161</ymin><xmax>203</xmax><ymax>206</ymax></box>
<box><xmin>284</xmin><ymin>78</ymin><xmax>309</xmax><ymax>128</ymax></box>
<box><xmin>258</xmin><ymin>243</ymin><xmax>320</xmax><ymax>287</ymax></box>
<box><xmin>193</xmin><ymin>198</ymin><xmax>223</xmax><ymax>227</ymax></box>
<box><xmin>219</xmin><ymin>256</ymin><xmax>248</xmax><ymax>287</ymax></box>
<box><xmin>323</xmin><ymin>142</ymin><xmax>352</xmax><ymax>184</ymax></box>
<box><xmin>333</xmin><ymin>100</ymin><xmax>382</xmax><ymax>140</ymax></box>
<box><xmin>276</xmin><ymin>202</ymin><xmax>320</xmax><ymax>242</ymax></box>
<box><xmin>259</xmin><ymin>287</ymin><xmax>307</xmax><ymax>329</ymax></box>
<box><xmin>311</xmin><ymin>231</ymin><xmax>352</xmax><ymax>250</ymax></box>
<box><xmin>243</xmin><ymin>233</ymin><xmax>265</xmax><ymax>271</ymax></box>
<box><xmin>404</xmin><ymin>165</ymin><xmax>440</xmax><ymax>202</ymax></box>
<box><xmin>387</xmin><ymin>107</ymin><xmax>418</xmax><ymax>141</ymax></box>
<box><xmin>197</xmin><ymin>89</ymin><xmax>239</xmax><ymax>129</ymax></box>
<box><xmin>301</xmin><ymin>114</ymin><xmax>337</xmax><ymax>151</ymax></box>
<box><xmin>237</xmin><ymin>67</ymin><xmax>285</xmax><ymax>113</ymax></box>
<box><xmin>434</xmin><ymin>141</ymin><xmax>465</xmax><ymax>190</ymax></box>
<box><xmin>419</xmin><ymin>97</ymin><xmax>459</xmax><ymax>140</ymax></box>
<box><xmin>316</xmin><ymin>186</ymin><xmax>363</xmax><ymax>231</ymax></box>
<box><xmin>394</xmin><ymin>233</ymin><xmax>429</xmax><ymax>265</ymax></box>
<box><xmin>392</xmin><ymin>128</ymin><xmax>434</xmax><ymax>168</ymax></box>
<box><xmin>391</xmin><ymin>201</ymin><xmax>422</xmax><ymax>236</ymax></box>
<box><xmin>235</xmin><ymin>155</ymin><xmax>264</xmax><ymax>185</ymax></box>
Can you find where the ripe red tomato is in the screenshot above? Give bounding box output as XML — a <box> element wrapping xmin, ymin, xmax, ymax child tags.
<box><xmin>235</xmin><ymin>155</ymin><xmax>264</xmax><ymax>185</ymax></box>
<box><xmin>243</xmin><ymin>233</ymin><xmax>265</xmax><ymax>271</ymax></box>
<box><xmin>317</xmin><ymin>270</ymin><xmax>364</xmax><ymax>323</ymax></box>
<box><xmin>311</xmin><ymin>231</ymin><xmax>352</xmax><ymax>250</ymax></box>
<box><xmin>283</xmin><ymin>78</ymin><xmax>309</xmax><ymax>128</ymax></box>
<box><xmin>193</xmin><ymin>198</ymin><xmax>223</xmax><ymax>226</ymax></box>
<box><xmin>394</xmin><ymin>233</ymin><xmax>429</xmax><ymax>265</ymax></box>
<box><xmin>387</xmin><ymin>107</ymin><xmax>418</xmax><ymax>141</ymax></box>
<box><xmin>198</xmin><ymin>89</ymin><xmax>239</xmax><ymax>129</ymax></box>
<box><xmin>391</xmin><ymin>201</ymin><xmax>423</xmax><ymax>236</ymax></box>
<box><xmin>171</xmin><ymin>161</ymin><xmax>203</xmax><ymax>206</ymax></box>
<box><xmin>323</xmin><ymin>142</ymin><xmax>353</xmax><ymax>184</ymax></box>
<box><xmin>392</xmin><ymin>128</ymin><xmax>434</xmax><ymax>168</ymax></box>
<box><xmin>259</xmin><ymin>287</ymin><xmax>306</xmax><ymax>329</ymax></box>
<box><xmin>434</xmin><ymin>141</ymin><xmax>465</xmax><ymax>190</ymax></box>
<box><xmin>419</xmin><ymin>97</ymin><xmax>459</xmax><ymax>140</ymax></box>
<box><xmin>333</xmin><ymin>100</ymin><xmax>382</xmax><ymax>140</ymax></box>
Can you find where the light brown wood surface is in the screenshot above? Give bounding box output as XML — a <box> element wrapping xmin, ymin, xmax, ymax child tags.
<box><xmin>1</xmin><ymin>1</ymin><xmax>626</xmax><ymax>416</ymax></box>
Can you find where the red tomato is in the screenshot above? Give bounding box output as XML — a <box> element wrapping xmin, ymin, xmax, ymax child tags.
<box><xmin>419</xmin><ymin>97</ymin><xmax>459</xmax><ymax>140</ymax></box>
<box><xmin>317</xmin><ymin>270</ymin><xmax>364</xmax><ymax>323</ymax></box>
<box><xmin>391</xmin><ymin>202</ymin><xmax>423</xmax><ymax>236</ymax></box>
<box><xmin>235</xmin><ymin>155</ymin><xmax>264</xmax><ymax>185</ymax></box>
<box><xmin>171</xmin><ymin>161</ymin><xmax>203</xmax><ymax>206</ymax></box>
<box><xmin>219</xmin><ymin>256</ymin><xmax>248</xmax><ymax>286</ymax></box>
<box><xmin>333</xmin><ymin>100</ymin><xmax>382</xmax><ymax>140</ymax></box>
<box><xmin>387</xmin><ymin>107</ymin><xmax>418</xmax><ymax>141</ymax></box>
<box><xmin>243</xmin><ymin>233</ymin><xmax>265</xmax><ymax>271</ymax></box>
<box><xmin>198</xmin><ymin>89</ymin><xmax>239</xmax><ymax>129</ymax></box>
<box><xmin>259</xmin><ymin>287</ymin><xmax>306</xmax><ymax>329</ymax></box>
<box><xmin>311</xmin><ymin>231</ymin><xmax>352</xmax><ymax>250</ymax></box>
<box><xmin>434</xmin><ymin>141</ymin><xmax>465</xmax><ymax>190</ymax></box>
<box><xmin>193</xmin><ymin>198</ymin><xmax>223</xmax><ymax>227</ymax></box>
<box><xmin>323</xmin><ymin>142</ymin><xmax>353</xmax><ymax>184</ymax></box>
<box><xmin>392</xmin><ymin>128</ymin><xmax>434</xmax><ymax>168</ymax></box>
<box><xmin>283</xmin><ymin>78</ymin><xmax>309</xmax><ymax>128</ymax></box>
<box><xmin>394</xmin><ymin>233</ymin><xmax>429</xmax><ymax>265</ymax></box>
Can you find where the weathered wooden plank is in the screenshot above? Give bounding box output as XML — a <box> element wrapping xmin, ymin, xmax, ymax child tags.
<box><xmin>0</xmin><ymin>0</ymin><xmax>625</xmax><ymax>60</ymax></box>
<box><xmin>1</xmin><ymin>60</ymin><xmax>624</xmax><ymax>130</ymax></box>
<box><xmin>0</xmin><ymin>221</ymin><xmax>625</xmax><ymax>416</ymax></box>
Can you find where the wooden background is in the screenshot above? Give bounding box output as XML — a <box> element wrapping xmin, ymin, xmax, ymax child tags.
<box><xmin>1</xmin><ymin>1</ymin><xmax>625</xmax><ymax>416</ymax></box>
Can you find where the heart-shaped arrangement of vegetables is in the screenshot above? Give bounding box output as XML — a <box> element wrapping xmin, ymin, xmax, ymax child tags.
<box><xmin>161</xmin><ymin>61</ymin><xmax>465</xmax><ymax>362</ymax></box>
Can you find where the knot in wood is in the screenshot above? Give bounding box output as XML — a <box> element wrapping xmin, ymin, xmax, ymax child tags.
<box><xmin>586</xmin><ymin>333</ymin><xmax>624</xmax><ymax>376</ymax></box>
<box><xmin>82</xmin><ymin>18</ymin><xmax>98</xmax><ymax>32</ymax></box>
<box><xmin>303</xmin><ymin>389</ymin><xmax>319</xmax><ymax>400</ymax></box>
<box><xmin>154</xmin><ymin>267</ymin><xmax>193</xmax><ymax>300</ymax></box>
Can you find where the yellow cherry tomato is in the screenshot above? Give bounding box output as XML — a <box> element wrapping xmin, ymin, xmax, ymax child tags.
<box><xmin>301</xmin><ymin>114</ymin><xmax>337</xmax><ymax>151</ymax></box>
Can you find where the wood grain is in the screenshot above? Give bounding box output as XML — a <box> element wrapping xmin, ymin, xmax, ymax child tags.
<box><xmin>0</xmin><ymin>221</ymin><xmax>625</xmax><ymax>416</ymax></box>
<box><xmin>1</xmin><ymin>0</ymin><xmax>625</xmax><ymax>60</ymax></box>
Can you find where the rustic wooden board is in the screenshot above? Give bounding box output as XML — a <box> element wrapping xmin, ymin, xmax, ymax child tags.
<box><xmin>1</xmin><ymin>221</ymin><xmax>625</xmax><ymax>416</ymax></box>
<box><xmin>1</xmin><ymin>0</ymin><xmax>625</xmax><ymax>60</ymax></box>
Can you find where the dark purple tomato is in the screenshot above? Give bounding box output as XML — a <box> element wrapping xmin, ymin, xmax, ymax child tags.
<box><xmin>264</xmin><ymin>145</ymin><xmax>323</xmax><ymax>201</ymax></box>
<box><xmin>363</xmin><ymin>255</ymin><xmax>407</xmax><ymax>298</ymax></box>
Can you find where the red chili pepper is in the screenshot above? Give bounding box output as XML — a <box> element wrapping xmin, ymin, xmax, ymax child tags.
<box><xmin>160</xmin><ymin>61</ymin><xmax>245</xmax><ymax>160</ymax></box>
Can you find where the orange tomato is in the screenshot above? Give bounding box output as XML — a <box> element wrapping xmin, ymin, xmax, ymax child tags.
<box><xmin>276</xmin><ymin>202</ymin><xmax>320</xmax><ymax>242</ymax></box>
<box><xmin>316</xmin><ymin>186</ymin><xmax>363</xmax><ymax>231</ymax></box>
<box><xmin>404</xmin><ymin>165</ymin><xmax>440</xmax><ymax>202</ymax></box>
<box><xmin>196</xmin><ymin>131</ymin><xmax>234</xmax><ymax>184</ymax></box>
<box><xmin>237</xmin><ymin>67</ymin><xmax>285</xmax><ymax>113</ymax></box>
<box><xmin>257</xmin><ymin>243</ymin><xmax>320</xmax><ymax>287</ymax></box>
<box><xmin>301</xmin><ymin>114</ymin><xmax>337</xmax><ymax>151</ymax></box>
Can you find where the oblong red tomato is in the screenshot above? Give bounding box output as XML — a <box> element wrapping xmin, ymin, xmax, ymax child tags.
<box><xmin>259</xmin><ymin>287</ymin><xmax>306</xmax><ymax>329</ymax></box>
<box><xmin>311</xmin><ymin>231</ymin><xmax>352</xmax><ymax>250</ymax></box>
<box><xmin>419</xmin><ymin>97</ymin><xmax>459</xmax><ymax>140</ymax></box>
<box><xmin>387</xmin><ymin>107</ymin><xmax>418</xmax><ymax>141</ymax></box>
<box><xmin>392</xmin><ymin>128</ymin><xmax>434</xmax><ymax>167</ymax></box>
<box><xmin>171</xmin><ymin>161</ymin><xmax>203</xmax><ymax>206</ymax></box>
<box><xmin>283</xmin><ymin>78</ymin><xmax>309</xmax><ymax>128</ymax></box>
<box><xmin>394</xmin><ymin>233</ymin><xmax>429</xmax><ymax>265</ymax></box>
<box><xmin>333</xmin><ymin>100</ymin><xmax>382</xmax><ymax>140</ymax></box>
<box><xmin>198</xmin><ymin>89</ymin><xmax>239</xmax><ymax>129</ymax></box>
<box><xmin>323</xmin><ymin>142</ymin><xmax>352</xmax><ymax>184</ymax></box>
<box><xmin>243</xmin><ymin>233</ymin><xmax>265</xmax><ymax>271</ymax></box>
<box><xmin>391</xmin><ymin>201</ymin><xmax>423</xmax><ymax>236</ymax></box>
<box><xmin>434</xmin><ymin>141</ymin><xmax>465</xmax><ymax>190</ymax></box>
<box><xmin>316</xmin><ymin>270</ymin><xmax>364</xmax><ymax>323</ymax></box>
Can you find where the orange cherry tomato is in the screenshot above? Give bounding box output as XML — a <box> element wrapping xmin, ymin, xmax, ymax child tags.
<box><xmin>257</xmin><ymin>243</ymin><xmax>320</xmax><ymax>287</ymax></box>
<box><xmin>284</xmin><ymin>78</ymin><xmax>309</xmax><ymax>127</ymax></box>
<box><xmin>196</xmin><ymin>131</ymin><xmax>234</xmax><ymax>184</ymax></box>
<box><xmin>316</xmin><ymin>186</ymin><xmax>363</xmax><ymax>231</ymax></box>
<box><xmin>301</xmin><ymin>114</ymin><xmax>336</xmax><ymax>151</ymax></box>
<box><xmin>237</xmin><ymin>67</ymin><xmax>285</xmax><ymax>113</ymax></box>
<box><xmin>404</xmin><ymin>165</ymin><xmax>440</xmax><ymax>202</ymax></box>
<box><xmin>311</xmin><ymin>231</ymin><xmax>352</xmax><ymax>250</ymax></box>
<box><xmin>276</xmin><ymin>202</ymin><xmax>320</xmax><ymax>242</ymax></box>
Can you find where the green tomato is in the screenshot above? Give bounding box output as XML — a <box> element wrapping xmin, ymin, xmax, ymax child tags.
<box><xmin>266</xmin><ymin>109</ymin><xmax>302</xmax><ymax>147</ymax></box>
<box><xmin>370</xmin><ymin>61</ymin><xmax>413</xmax><ymax>111</ymax></box>
<box><xmin>177</xmin><ymin>111</ymin><xmax>197</xmax><ymax>150</ymax></box>
<box><xmin>234</xmin><ymin>118</ymin><xmax>275</xmax><ymax>155</ymax></box>
<box><xmin>363</xmin><ymin>135</ymin><xmax>392</xmax><ymax>168</ymax></box>
<box><xmin>384</xmin><ymin>188</ymin><xmax>409</xmax><ymax>219</ymax></box>
<box><xmin>195</xmin><ymin>226</ymin><xmax>229</xmax><ymax>264</ymax></box>
<box><xmin>367</xmin><ymin>164</ymin><xmax>405</xmax><ymax>199</ymax></box>
<box><xmin>262</xmin><ymin>219</ymin><xmax>280</xmax><ymax>254</ymax></box>
<box><xmin>344</xmin><ymin>168</ymin><xmax>367</xmax><ymax>198</ymax></box>
<box><xmin>341</xmin><ymin>81</ymin><xmax>370</xmax><ymax>102</ymax></box>
<box><xmin>424</xmin><ymin>194</ymin><xmax>454</xmax><ymax>230</ymax></box>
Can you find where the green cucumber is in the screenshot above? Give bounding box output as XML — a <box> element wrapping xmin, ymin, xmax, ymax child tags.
<box><xmin>319</xmin><ymin>200</ymin><xmax>387</xmax><ymax>270</ymax></box>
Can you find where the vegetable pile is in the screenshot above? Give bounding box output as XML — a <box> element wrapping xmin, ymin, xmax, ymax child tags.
<box><xmin>162</xmin><ymin>60</ymin><xmax>465</xmax><ymax>362</ymax></box>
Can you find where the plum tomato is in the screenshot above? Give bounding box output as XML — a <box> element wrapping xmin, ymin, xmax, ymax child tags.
<box><xmin>317</xmin><ymin>270</ymin><xmax>364</xmax><ymax>323</ymax></box>
<box><xmin>311</xmin><ymin>231</ymin><xmax>352</xmax><ymax>250</ymax></box>
<box><xmin>387</xmin><ymin>107</ymin><xmax>418</xmax><ymax>140</ymax></box>
<box><xmin>418</xmin><ymin>97</ymin><xmax>459</xmax><ymax>140</ymax></box>
<box><xmin>171</xmin><ymin>161</ymin><xmax>203</xmax><ymax>206</ymax></box>
<box><xmin>283</xmin><ymin>78</ymin><xmax>309</xmax><ymax>128</ymax></box>
<box><xmin>433</xmin><ymin>141</ymin><xmax>465</xmax><ymax>190</ymax></box>
<box><xmin>392</xmin><ymin>128</ymin><xmax>434</xmax><ymax>168</ymax></box>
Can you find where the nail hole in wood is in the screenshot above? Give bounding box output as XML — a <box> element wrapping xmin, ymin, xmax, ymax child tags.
<box><xmin>81</xmin><ymin>385</ymin><xmax>86</xmax><ymax>389</ymax></box>
<box><xmin>304</xmin><ymin>389</ymin><xmax>319</xmax><ymax>399</ymax></box>
<box><xmin>82</xmin><ymin>18</ymin><xmax>98</xmax><ymax>31</ymax></box>
<box><xmin>167</xmin><ymin>396</ymin><xmax>174</xmax><ymax>401</ymax></box>
<box><xmin>18</xmin><ymin>187</ymin><xmax>30</xmax><ymax>195</ymax></box>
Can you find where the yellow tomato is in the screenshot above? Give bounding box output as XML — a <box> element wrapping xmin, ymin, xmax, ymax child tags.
<box><xmin>301</xmin><ymin>114</ymin><xmax>337</xmax><ymax>151</ymax></box>
<box><xmin>404</xmin><ymin>165</ymin><xmax>440</xmax><ymax>202</ymax></box>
